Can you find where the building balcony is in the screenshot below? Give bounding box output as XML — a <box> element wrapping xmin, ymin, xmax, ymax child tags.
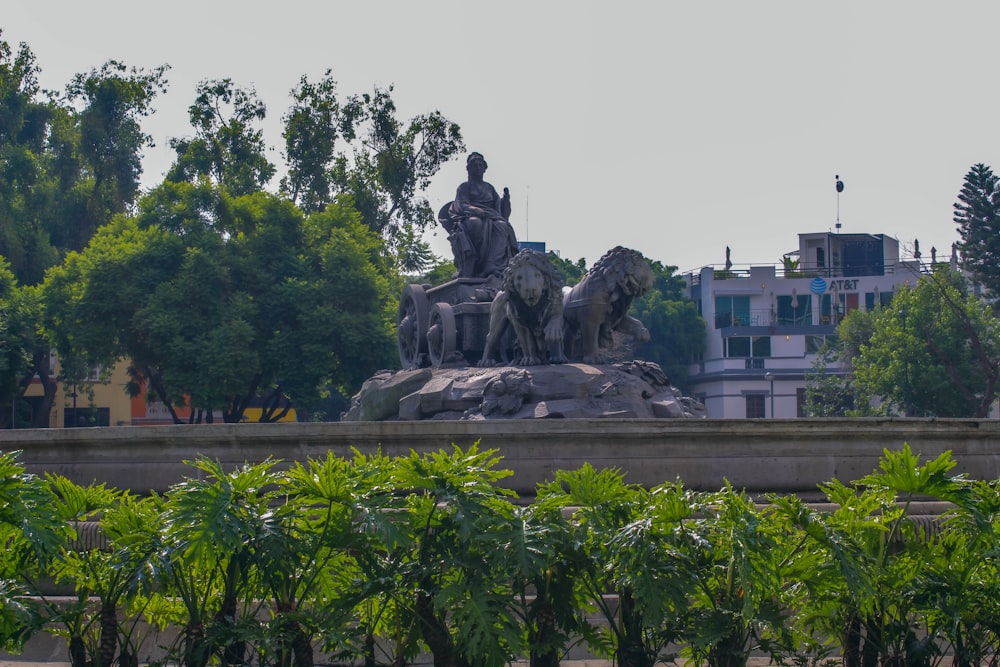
<box><xmin>714</xmin><ymin>309</ymin><xmax>774</xmax><ymax>328</ymax></box>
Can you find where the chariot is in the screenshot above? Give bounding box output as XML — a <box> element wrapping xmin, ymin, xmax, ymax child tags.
<box><xmin>396</xmin><ymin>278</ymin><xmax>514</xmax><ymax>369</ymax></box>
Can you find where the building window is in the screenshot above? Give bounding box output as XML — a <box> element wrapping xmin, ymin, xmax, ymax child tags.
<box><xmin>816</xmin><ymin>247</ymin><xmax>825</xmax><ymax>268</ymax></box>
<box><xmin>745</xmin><ymin>394</ymin><xmax>766</xmax><ymax>418</ymax></box>
<box><xmin>725</xmin><ymin>336</ymin><xmax>771</xmax><ymax>358</ymax></box>
<box><xmin>796</xmin><ymin>387</ymin><xmax>807</xmax><ymax>417</ymax></box>
<box><xmin>715</xmin><ymin>295</ymin><xmax>750</xmax><ymax>328</ymax></box>
<box><xmin>776</xmin><ymin>294</ymin><xmax>812</xmax><ymax>325</ymax></box>
<box><xmin>865</xmin><ymin>290</ymin><xmax>893</xmax><ymax>309</ymax></box>
<box><xmin>806</xmin><ymin>334</ymin><xmax>838</xmax><ymax>354</ymax></box>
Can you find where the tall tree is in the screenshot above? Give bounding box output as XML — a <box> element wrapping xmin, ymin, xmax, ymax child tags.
<box><xmin>954</xmin><ymin>163</ymin><xmax>1000</xmax><ymax>297</ymax></box>
<box><xmin>0</xmin><ymin>271</ymin><xmax>58</xmax><ymax>429</ymax></box>
<box><xmin>42</xmin><ymin>182</ymin><xmax>396</xmax><ymax>423</ymax></box>
<box><xmin>64</xmin><ymin>60</ymin><xmax>169</xmax><ymax>224</ymax></box>
<box><xmin>801</xmin><ymin>347</ymin><xmax>857</xmax><ymax>417</ymax></box>
<box><xmin>167</xmin><ymin>78</ymin><xmax>275</xmax><ymax>196</ymax></box>
<box><xmin>846</xmin><ymin>268</ymin><xmax>1000</xmax><ymax>417</ymax></box>
<box><xmin>0</xmin><ymin>33</ymin><xmax>59</xmax><ymax>286</ymax></box>
<box><xmin>279</xmin><ymin>70</ymin><xmax>341</xmax><ymax>214</ymax></box>
<box><xmin>546</xmin><ymin>252</ymin><xmax>587</xmax><ymax>286</ymax></box>
<box><xmin>331</xmin><ymin>85</ymin><xmax>465</xmax><ymax>243</ymax></box>
<box><xmin>630</xmin><ymin>260</ymin><xmax>706</xmax><ymax>391</ymax></box>
<box><xmin>1</xmin><ymin>33</ymin><xmax>167</xmax><ymax>283</ymax></box>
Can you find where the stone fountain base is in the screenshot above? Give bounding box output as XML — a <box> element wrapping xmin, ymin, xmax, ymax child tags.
<box><xmin>341</xmin><ymin>360</ymin><xmax>706</xmax><ymax>421</ymax></box>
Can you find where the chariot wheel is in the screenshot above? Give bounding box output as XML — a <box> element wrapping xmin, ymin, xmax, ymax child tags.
<box><xmin>397</xmin><ymin>284</ymin><xmax>429</xmax><ymax>369</ymax></box>
<box><xmin>426</xmin><ymin>302</ymin><xmax>458</xmax><ymax>368</ymax></box>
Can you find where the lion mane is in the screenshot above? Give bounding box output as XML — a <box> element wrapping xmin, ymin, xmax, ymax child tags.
<box><xmin>479</xmin><ymin>249</ymin><xmax>567</xmax><ymax>366</ymax></box>
<box><xmin>562</xmin><ymin>246</ymin><xmax>655</xmax><ymax>364</ymax></box>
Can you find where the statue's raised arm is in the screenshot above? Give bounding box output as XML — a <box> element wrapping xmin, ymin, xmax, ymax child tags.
<box><xmin>438</xmin><ymin>152</ymin><xmax>518</xmax><ymax>282</ymax></box>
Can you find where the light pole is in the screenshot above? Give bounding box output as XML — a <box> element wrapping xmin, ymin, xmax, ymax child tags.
<box><xmin>765</xmin><ymin>372</ymin><xmax>775</xmax><ymax>418</ymax></box>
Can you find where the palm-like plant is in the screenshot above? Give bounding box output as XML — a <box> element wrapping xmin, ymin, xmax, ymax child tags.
<box><xmin>46</xmin><ymin>475</ymin><xmax>139</xmax><ymax>667</ymax></box>
<box><xmin>776</xmin><ymin>445</ymin><xmax>966</xmax><ymax>667</ymax></box>
<box><xmin>0</xmin><ymin>451</ymin><xmax>70</xmax><ymax>653</ymax></box>
<box><xmin>255</xmin><ymin>450</ymin><xmax>391</xmax><ymax>667</ymax></box>
<box><xmin>504</xmin><ymin>499</ymin><xmax>588</xmax><ymax>667</ymax></box>
<box><xmin>386</xmin><ymin>444</ymin><xmax>522</xmax><ymax>667</ymax></box>
<box><xmin>677</xmin><ymin>484</ymin><xmax>800</xmax><ymax>667</ymax></box>
<box><xmin>535</xmin><ymin>463</ymin><xmax>672</xmax><ymax>667</ymax></box>
<box><xmin>158</xmin><ymin>457</ymin><xmax>278</xmax><ymax>667</ymax></box>
<box><xmin>917</xmin><ymin>496</ymin><xmax>1000</xmax><ymax>667</ymax></box>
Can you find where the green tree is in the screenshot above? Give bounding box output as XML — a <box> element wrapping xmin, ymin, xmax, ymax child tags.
<box><xmin>802</xmin><ymin>346</ymin><xmax>858</xmax><ymax>417</ymax></box>
<box><xmin>0</xmin><ymin>262</ymin><xmax>58</xmax><ymax>428</ymax></box>
<box><xmin>536</xmin><ymin>464</ymin><xmax>665</xmax><ymax>667</ymax></box>
<box><xmin>0</xmin><ymin>260</ymin><xmax>29</xmax><ymax>426</ymax></box>
<box><xmin>954</xmin><ymin>163</ymin><xmax>1000</xmax><ymax>297</ymax></box>
<box><xmin>419</xmin><ymin>256</ymin><xmax>458</xmax><ymax>285</ymax></box>
<box><xmin>395</xmin><ymin>224</ymin><xmax>435</xmax><ymax>275</ymax></box>
<box><xmin>64</xmin><ymin>60</ymin><xmax>169</xmax><ymax>235</ymax></box>
<box><xmin>678</xmin><ymin>485</ymin><xmax>800</xmax><ymax>667</ymax></box>
<box><xmin>546</xmin><ymin>252</ymin><xmax>587</xmax><ymax>286</ymax></box>
<box><xmin>1</xmin><ymin>37</ymin><xmax>167</xmax><ymax>427</ymax></box>
<box><xmin>332</xmin><ymin>85</ymin><xmax>465</xmax><ymax>244</ymax></box>
<box><xmin>848</xmin><ymin>268</ymin><xmax>1000</xmax><ymax>417</ymax></box>
<box><xmin>45</xmin><ymin>477</ymin><xmax>162</xmax><ymax>667</ymax></box>
<box><xmin>42</xmin><ymin>183</ymin><xmax>396</xmax><ymax>423</ymax></box>
<box><xmin>0</xmin><ymin>35</ymin><xmax>166</xmax><ymax>283</ymax></box>
<box><xmin>279</xmin><ymin>70</ymin><xmax>341</xmax><ymax>214</ymax></box>
<box><xmin>157</xmin><ymin>457</ymin><xmax>278</xmax><ymax>667</ymax></box>
<box><xmin>167</xmin><ymin>78</ymin><xmax>275</xmax><ymax>196</ymax></box>
<box><xmin>920</xmin><ymin>478</ymin><xmax>1000</xmax><ymax>667</ymax></box>
<box><xmin>260</xmin><ymin>451</ymin><xmax>388</xmax><ymax>667</ymax></box>
<box><xmin>774</xmin><ymin>445</ymin><xmax>967</xmax><ymax>667</ymax></box>
<box><xmin>0</xmin><ymin>32</ymin><xmax>60</xmax><ymax>285</ymax></box>
<box><xmin>631</xmin><ymin>260</ymin><xmax>706</xmax><ymax>391</ymax></box>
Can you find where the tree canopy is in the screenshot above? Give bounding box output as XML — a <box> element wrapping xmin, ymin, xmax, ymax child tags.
<box><xmin>829</xmin><ymin>268</ymin><xmax>1000</xmax><ymax>417</ymax></box>
<box><xmin>42</xmin><ymin>182</ymin><xmax>397</xmax><ymax>423</ymax></box>
<box><xmin>1</xmin><ymin>33</ymin><xmax>473</xmax><ymax>426</ymax></box>
<box><xmin>0</xmin><ymin>34</ymin><xmax>168</xmax><ymax>284</ymax></box>
<box><xmin>954</xmin><ymin>163</ymin><xmax>1000</xmax><ymax>298</ymax></box>
<box><xmin>167</xmin><ymin>78</ymin><xmax>275</xmax><ymax>196</ymax></box>
<box><xmin>629</xmin><ymin>259</ymin><xmax>705</xmax><ymax>390</ymax></box>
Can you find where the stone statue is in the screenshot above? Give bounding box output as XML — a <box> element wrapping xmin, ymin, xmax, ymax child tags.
<box><xmin>438</xmin><ymin>152</ymin><xmax>519</xmax><ymax>283</ymax></box>
<box><xmin>562</xmin><ymin>246</ymin><xmax>655</xmax><ymax>364</ymax></box>
<box><xmin>479</xmin><ymin>249</ymin><xmax>567</xmax><ymax>367</ymax></box>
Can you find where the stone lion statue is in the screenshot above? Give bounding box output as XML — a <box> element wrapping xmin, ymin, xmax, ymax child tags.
<box><xmin>479</xmin><ymin>249</ymin><xmax>567</xmax><ymax>367</ymax></box>
<box><xmin>562</xmin><ymin>246</ymin><xmax>654</xmax><ymax>364</ymax></box>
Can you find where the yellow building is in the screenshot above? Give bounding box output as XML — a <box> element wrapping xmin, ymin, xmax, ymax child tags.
<box><xmin>23</xmin><ymin>357</ymin><xmax>296</xmax><ymax>426</ymax></box>
<box><xmin>22</xmin><ymin>359</ymin><xmax>133</xmax><ymax>428</ymax></box>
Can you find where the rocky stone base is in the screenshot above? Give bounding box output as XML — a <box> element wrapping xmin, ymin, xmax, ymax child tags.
<box><xmin>342</xmin><ymin>360</ymin><xmax>707</xmax><ymax>421</ymax></box>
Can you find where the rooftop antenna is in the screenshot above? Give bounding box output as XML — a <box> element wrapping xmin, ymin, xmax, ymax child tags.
<box><xmin>525</xmin><ymin>185</ymin><xmax>529</xmax><ymax>241</ymax></box>
<box><xmin>835</xmin><ymin>174</ymin><xmax>844</xmax><ymax>232</ymax></box>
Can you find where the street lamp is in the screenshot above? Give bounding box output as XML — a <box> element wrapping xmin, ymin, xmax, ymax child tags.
<box><xmin>764</xmin><ymin>372</ymin><xmax>775</xmax><ymax>418</ymax></box>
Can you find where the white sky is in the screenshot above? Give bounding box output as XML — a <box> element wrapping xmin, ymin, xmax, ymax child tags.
<box><xmin>4</xmin><ymin>1</ymin><xmax>998</xmax><ymax>274</ymax></box>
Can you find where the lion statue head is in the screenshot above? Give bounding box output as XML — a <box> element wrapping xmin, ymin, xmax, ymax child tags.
<box><xmin>589</xmin><ymin>246</ymin><xmax>655</xmax><ymax>298</ymax></box>
<box><xmin>479</xmin><ymin>249</ymin><xmax>568</xmax><ymax>367</ymax></box>
<box><xmin>562</xmin><ymin>246</ymin><xmax>654</xmax><ymax>364</ymax></box>
<box><xmin>501</xmin><ymin>248</ymin><xmax>564</xmax><ymax>309</ymax></box>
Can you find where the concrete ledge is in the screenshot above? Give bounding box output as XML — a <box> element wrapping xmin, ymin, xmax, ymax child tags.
<box><xmin>3</xmin><ymin>418</ymin><xmax>999</xmax><ymax>497</ymax></box>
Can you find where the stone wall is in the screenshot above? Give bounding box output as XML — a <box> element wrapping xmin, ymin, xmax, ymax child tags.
<box><xmin>3</xmin><ymin>418</ymin><xmax>1000</xmax><ymax>498</ymax></box>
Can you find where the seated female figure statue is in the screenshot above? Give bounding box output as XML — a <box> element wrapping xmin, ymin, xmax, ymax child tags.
<box><xmin>438</xmin><ymin>152</ymin><xmax>519</xmax><ymax>283</ymax></box>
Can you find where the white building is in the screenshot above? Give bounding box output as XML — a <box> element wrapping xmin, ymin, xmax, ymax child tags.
<box><xmin>683</xmin><ymin>232</ymin><xmax>925</xmax><ymax>418</ymax></box>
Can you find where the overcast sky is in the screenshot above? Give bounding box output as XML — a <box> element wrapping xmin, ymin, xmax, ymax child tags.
<box><xmin>5</xmin><ymin>1</ymin><xmax>999</xmax><ymax>273</ymax></box>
